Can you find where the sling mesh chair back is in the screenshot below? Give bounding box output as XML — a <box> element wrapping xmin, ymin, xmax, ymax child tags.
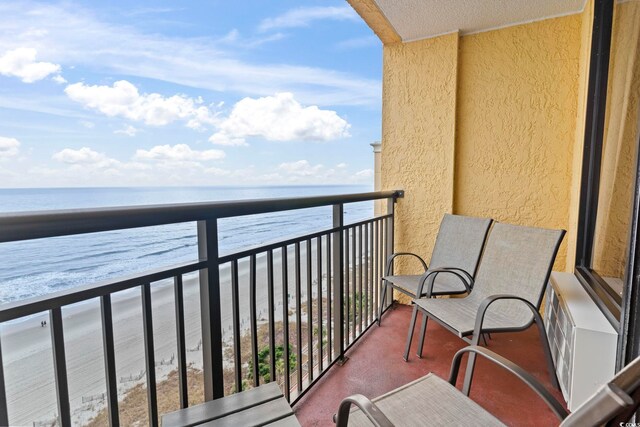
<box><xmin>334</xmin><ymin>346</ymin><xmax>640</xmax><ymax>427</ymax></box>
<box><xmin>404</xmin><ymin>222</ymin><xmax>565</xmax><ymax>394</ymax></box>
<box><xmin>459</xmin><ymin>223</ymin><xmax>564</xmax><ymax>331</ymax></box>
<box><xmin>378</xmin><ymin>214</ymin><xmax>492</xmax><ymax>324</ymax></box>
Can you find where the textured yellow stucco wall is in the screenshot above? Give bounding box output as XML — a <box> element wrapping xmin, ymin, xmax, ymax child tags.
<box><xmin>376</xmin><ymin>11</ymin><xmax>595</xmax><ymax>287</ymax></box>
<box><xmin>381</xmin><ymin>34</ymin><xmax>458</xmax><ymax>294</ymax></box>
<box><xmin>454</xmin><ymin>15</ymin><xmax>583</xmax><ymax>271</ymax></box>
<box><xmin>592</xmin><ymin>0</ymin><xmax>640</xmax><ymax>277</ymax></box>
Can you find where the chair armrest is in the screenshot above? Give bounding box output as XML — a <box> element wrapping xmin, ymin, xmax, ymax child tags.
<box><xmin>448</xmin><ymin>346</ymin><xmax>568</xmax><ymax>420</ymax></box>
<box><xmin>333</xmin><ymin>394</ymin><xmax>394</xmax><ymax>427</ymax></box>
<box><xmin>473</xmin><ymin>294</ymin><xmax>539</xmax><ymax>337</ymax></box>
<box><xmin>436</xmin><ymin>267</ymin><xmax>474</xmax><ymax>288</ymax></box>
<box><xmin>416</xmin><ymin>268</ymin><xmax>474</xmax><ymax>298</ymax></box>
<box><xmin>385</xmin><ymin>252</ymin><xmax>428</xmax><ymax>276</ymax></box>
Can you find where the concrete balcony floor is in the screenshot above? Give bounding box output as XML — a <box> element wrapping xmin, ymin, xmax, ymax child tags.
<box><xmin>295</xmin><ymin>304</ymin><xmax>566</xmax><ymax>426</ymax></box>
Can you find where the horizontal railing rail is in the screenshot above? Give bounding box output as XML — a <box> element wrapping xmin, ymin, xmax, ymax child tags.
<box><xmin>0</xmin><ymin>190</ymin><xmax>402</xmax><ymax>427</ymax></box>
<box><xmin>0</xmin><ymin>190</ymin><xmax>402</xmax><ymax>242</ymax></box>
<box><xmin>0</xmin><ymin>260</ymin><xmax>206</xmax><ymax>323</ymax></box>
<box><xmin>217</xmin><ymin>213</ymin><xmax>392</xmax><ymax>264</ymax></box>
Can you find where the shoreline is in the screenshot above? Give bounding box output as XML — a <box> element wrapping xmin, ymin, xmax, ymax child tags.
<box><xmin>2</xmin><ymin>242</ymin><xmax>332</xmax><ymax>426</ymax></box>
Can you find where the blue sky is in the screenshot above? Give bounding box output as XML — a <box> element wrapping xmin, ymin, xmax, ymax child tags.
<box><xmin>0</xmin><ymin>1</ymin><xmax>382</xmax><ymax>187</ymax></box>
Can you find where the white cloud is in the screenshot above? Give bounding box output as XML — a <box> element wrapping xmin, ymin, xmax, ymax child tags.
<box><xmin>0</xmin><ymin>136</ymin><xmax>20</xmax><ymax>158</ymax></box>
<box><xmin>6</xmin><ymin>147</ymin><xmax>373</xmax><ymax>186</ymax></box>
<box><xmin>278</xmin><ymin>160</ymin><xmax>324</xmax><ymax>176</ymax></box>
<box><xmin>274</xmin><ymin>160</ymin><xmax>373</xmax><ymax>184</ymax></box>
<box><xmin>0</xmin><ymin>3</ymin><xmax>379</xmax><ymax>107</ymax></box>
<box><xmin>65</xmin><ymin>80</ymin><xmax>219</xmax><ymax>128</ymax></box>
<box><xmin>79</xmin><ymin>120</ymin><xmax>95</xmax><ymax>129</ymax></box>
<box><xmin>36</xmin><ymin>144</ymin><xmax>232</xmax><ymax>187</ymax></box>
<box><xmin>210</xmin><ymin>93</ymin><xmax>350</xmax><ymax>146</ymax></box>
<box><xmin>114</xmin><ymin>125</ymin><xmax>138</xmax><ymax>137</ymax></box>
<box><xmin>0</xmin><ymin>47</ymin><xmax>61</xmax><ymax>83</ymax></box>
<box><xmin>203</xmin><ymin>167</ymin><xmax>231</xmax><ymax>177</ymax></box>
<box><xmin>218</xmin><ymin>29</ymin><xmax>286</xmax><ymax>48</ymax></box>
<box><xmin>134</xmin><ymin>144</ymin><xmax>225</xmax><ymax>161</ymax></box>
<box><xmin>207</xmin><ymin>133</ymin><xmax>248</xmax><ymax>147</ymax></box>
<box><xmin>259</xmin><ymin>6</ymin><xmax>359</xmax><ymax>32</ymax></box>
<box><xmin>52</xmin><ymin>147</ymin><xmax>115</xmax><ymax>166</ymax></box>
<box><xmin>52</xmin><ymin>144</ymin><xmax>225</xmax><ymax>171</ymax></box>
<box><xmin>51</xmin><ymin>74</ymin><xmax>67</xmax><ymax>84</ymax></box>
<box><xmin>355</xmin><ymin>169</ymin><xmax>373</xmax><ymax>178</ymax></box>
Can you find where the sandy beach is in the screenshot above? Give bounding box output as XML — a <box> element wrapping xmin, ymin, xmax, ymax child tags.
<box><xmin>1</xmin><ymin>242</ymin><xmax>337</xmax><ymax>426</ymax></box>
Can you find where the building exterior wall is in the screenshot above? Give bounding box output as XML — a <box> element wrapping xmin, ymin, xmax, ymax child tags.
<box><xmin>381</xmin><ymin>34</ymin><xmax>459</xmax><ymax>290</ymax></box>
<box><xmin>379</xmin><ymin>7</ymin><xmax>594</xmax><ymax>286</ymax></box>
<box><xmin>454</xmin><ymin>14</ymin><xmax>583</xmax><ymax>271</ymax></box>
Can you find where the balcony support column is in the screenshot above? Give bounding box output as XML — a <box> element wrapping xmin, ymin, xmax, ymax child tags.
<box><xmin>198</xmin><ymin>219</ymin><xmax>224</xmax><ymax>400</ymax></box>
<box><xmin>371</xmin><ymin>142</ymin><xmax>384</xmax><ymax>216</ymax></box>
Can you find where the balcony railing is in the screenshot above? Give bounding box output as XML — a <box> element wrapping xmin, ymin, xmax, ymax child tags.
<box><xmin>0</xmin><ymin>190</ymin><xmax>403</xmax><ymax>426</ymax></box>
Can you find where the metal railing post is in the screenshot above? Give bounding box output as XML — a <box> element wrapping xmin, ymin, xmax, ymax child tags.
<box><xmin>100</xmin><ymin>295</ymin><xmax>119</xmax><ymax>426</ymax></box>
<box><xmin>50</xmin><ymin>308</ymin><xmax>71</xmax><ymax>427</ymax></box>
<box><xmin>332</xmin><ymin>204</ymin><xmax>346</xmax><ymax>363</ymax></box>
<box><xmin>197</xmin><ymin>219</ymin><xmax>224</xmax><ymax>400</ymax></box>
<box><xmin>0</xmin><ymin>338</ymin><xmax>8</xmax><ymax>427</ymax></box>
<box><xmin>385</xmin><ymin>197</ymin><xmax>395</xmax><ymax>309</ymax></box>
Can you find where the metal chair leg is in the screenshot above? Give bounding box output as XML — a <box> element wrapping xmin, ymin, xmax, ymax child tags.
<box><xmin>481</xmin><ymin>333</ymin><xmax>488</xmax><ymax>346</ymax></box>
<box><xmin>462</xmin><ymin>333</ymin><xmax>481</xmax><ymax>395</ymax></box>
<box><xmin>533</xmin><ymin>311</ymin><xmax>560</xmax><ymax>390</ymax></box>
<box><xmin>403</xmin><ymin>304</ymin><xmax>419</xmax><ymax>362</ymax></box>
<box><xmin>416</xmin><ymin>311</ymin><xmax>428</xmax><ymax>358</ymax></box>
<box><xmin>377</xmin><ymin>280</ymin><xmax>387</xmax><ymax>326</ymax></box>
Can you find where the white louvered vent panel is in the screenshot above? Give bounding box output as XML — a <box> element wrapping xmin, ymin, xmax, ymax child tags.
<box><xmin>543</xmin><ymin>272</ymin><xmax>617</xmax><ymax>411</ymax></box>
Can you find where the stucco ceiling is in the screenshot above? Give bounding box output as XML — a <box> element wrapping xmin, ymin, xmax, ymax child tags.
<box><xmin>373</xmin><ymin>0</ymin><xmax>588</xmax><ymax>42</ymax></box>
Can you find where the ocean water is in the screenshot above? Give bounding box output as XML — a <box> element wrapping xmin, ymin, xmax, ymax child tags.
<box><xmin>0</xmin><ymin>186</ymin><xmax>373</xmax><ymax>304</ymax></box>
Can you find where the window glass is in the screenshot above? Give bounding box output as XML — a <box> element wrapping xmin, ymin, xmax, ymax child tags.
<box><xmin>591</xmin><ymin>1</ymin><xmax>640</xmax><ymax>297</ymax></box>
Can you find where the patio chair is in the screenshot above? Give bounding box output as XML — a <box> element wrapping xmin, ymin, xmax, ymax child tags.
<box><xmin>378</xmin><ymin>214</ymin><xmax>492</xmax><ymax>325</ymax></box>
<box><xmin>403</xmin><ymin>222</ymin><xmax>565</xmax><ymax>396</ymax></box>
<box><xmin>334</xmin><ymin>345</ymin><xmax>640</xmax><ymax>426</ymax></box>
